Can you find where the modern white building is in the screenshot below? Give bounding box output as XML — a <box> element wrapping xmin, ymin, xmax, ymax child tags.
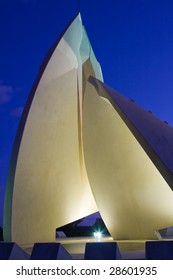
<box><xmin>3</xmin><ymin>14</ymin><xmax>173</xmax><ymax>244</ymax></box>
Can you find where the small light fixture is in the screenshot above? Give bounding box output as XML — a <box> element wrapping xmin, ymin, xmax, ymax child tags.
<box><xmin>93</xmin><ymin>231</ymin><xmax>102</xmax><ymax>238</ymax></box>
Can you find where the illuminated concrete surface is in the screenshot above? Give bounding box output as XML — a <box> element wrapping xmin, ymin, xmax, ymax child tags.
<box><xmin>83</xmin><ymin>78</ymin><xmax>173</xmax><ymax>239</ymax></box>
<box><xmin>4</xmin><ymin>13</ymin><xmax>173</xmax><ymax>245</ymax></box>
<box><xmin>3</xmin><ymin>14</ymin><xmax>102</xmax><ymax>244</ymax></box>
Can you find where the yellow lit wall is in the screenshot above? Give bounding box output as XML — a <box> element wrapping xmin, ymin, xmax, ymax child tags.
<box><xmin>83</xmin><ymin>80</ymin><xmax>173</xmax><ymax>239</ymax></box>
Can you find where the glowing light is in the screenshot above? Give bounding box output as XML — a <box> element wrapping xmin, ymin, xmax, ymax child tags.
<box><xmin>94</xmin><ymin>231</ymin><xmax>102</xmax><ymax>238</ymax></box>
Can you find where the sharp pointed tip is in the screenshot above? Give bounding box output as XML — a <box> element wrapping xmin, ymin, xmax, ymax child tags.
<box><xmin>74</xmin><ymin>12</ymin><xmax>82</xmax><ymax>24</ymax></box>
<box><xmin>77</xmin><ymin>12</ymin><xmax>82</xmax><ymax>20</ymax></box>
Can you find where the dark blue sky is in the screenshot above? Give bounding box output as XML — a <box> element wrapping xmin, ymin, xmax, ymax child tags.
<box><xmin>0</xmin><ymin>0</ymin><xmax>173</xmax><ymax>226</ymax></box>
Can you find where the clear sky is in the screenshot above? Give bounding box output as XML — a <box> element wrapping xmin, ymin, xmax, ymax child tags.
<box><xmin>0</xmin><ymin>0</ymin><xmax>173</xmax><ymax>227</ymax></box>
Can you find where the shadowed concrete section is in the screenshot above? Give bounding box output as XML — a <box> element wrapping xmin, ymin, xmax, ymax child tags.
<box><xmin>84</xmin><ymin>242</ymin><xmax>122</xmax><ymax>260</ymax></box>
<box><xmin>0</xmin><ymin>242</ymin><xmax>30</xmax><ymax>260</ymax></box>
<box><xmin>146</xmin><ymin>241</ymin><xmax>173</xmax><ymax>260</ymax></box>
<box><xmin>3</xmin><ymin>14</ymin><xmax>103</xmax><ymax>245</ymax></box>
<box><xmin>83</xmin><ymin>77</ymin><xmax>173</xmax><ymax>240</ymax></box>
<box><xmin>155</xmin><ymin>226</ymin><xmax>173</xmax><ymax>239</ymax></box>
<box><xmin>30</xmin><ymin>243</ymin><xmax>72</xmax><ymax>260</ymax></box>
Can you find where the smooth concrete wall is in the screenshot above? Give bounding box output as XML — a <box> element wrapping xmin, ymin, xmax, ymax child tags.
<box><xmin>83</xmin><ymin>79</ymin><xmax>173</xmax><ymax>239</ymax></box>
<box><xmin>4</xmin><ymin>14</ymin><xmax>103</xmax><ymax>244</ymax></box>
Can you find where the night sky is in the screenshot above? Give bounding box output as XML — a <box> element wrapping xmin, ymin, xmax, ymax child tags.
<box><xmin>1</xmin><ymin>0</ymin><xmax>173</xmax><ymax>227</ymax></box>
